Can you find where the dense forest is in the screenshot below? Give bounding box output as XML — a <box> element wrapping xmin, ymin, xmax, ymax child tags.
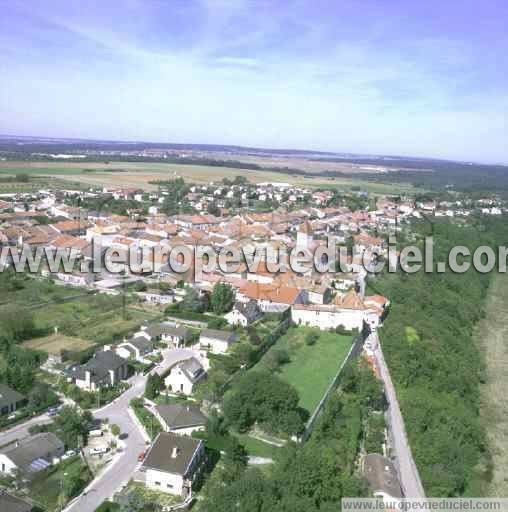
<box><xmin>370</xmin><ymin>216</ymin><xmax>508</xmax><ymax>496</ymax></box>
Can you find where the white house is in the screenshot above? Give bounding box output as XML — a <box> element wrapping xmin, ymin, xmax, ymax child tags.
<box><xmin>224</xmin><ymin>301</ymin><xmax>262</xmax><ymax>327</ymax></box>
<box><xmin>115</xmin><ymin>336</ymin><xmax>154</xmax><ymax>362</ymax></box>
<box><xmin>164</xmin><ymin>358</ymin><xmax>206</xmax><ymax>396</ymax></box>
<box><xmin>0</xmin><ymin>433</ymin><xmax>64</xmax><ymax>476</ymax></box>
<box><xmin>291</xmin><ymin>290</ymin><xmax>387</xmax><ymax>331</ymax></box>
<box><xmin>199</xmin><ymin>329</ymin><xmax>238</xmax><ymax>354</ymax></box>
<box><xmin>142</xmin><ymin>432</ymin><xmax>205</xmax><ymax>497</ymax></box>
<box><xmin>66</xmin><ymin>350</ymin><xmax>129</xmax><ymax>391</ymax></box>
<box><xmin>153</xmin><ymin>403</ymin><xmax>207</xmax><ymax>436</ymax></box>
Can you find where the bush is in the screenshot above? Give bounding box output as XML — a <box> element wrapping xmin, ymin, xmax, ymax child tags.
<box><xmin>305</xmin><ymin>331</ymin><xmax>319</xmax><ymax>346</ymax></box>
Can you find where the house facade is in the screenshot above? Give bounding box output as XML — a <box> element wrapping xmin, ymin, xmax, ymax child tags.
<box><xmin>142</xmin><ymin>432</ymin><xmax>205</xmax><ymax>497</ymax></box>
<box><xmin>164</xmin><ymin>358</ymin><xmax>206</xmax><ymax>396</ymax></box>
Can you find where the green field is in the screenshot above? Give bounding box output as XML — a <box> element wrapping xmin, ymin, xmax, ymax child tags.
<box><xmin>254</xmin><ymin>326</ymin><xmax>353</xmax><ymax>413</ymax></box>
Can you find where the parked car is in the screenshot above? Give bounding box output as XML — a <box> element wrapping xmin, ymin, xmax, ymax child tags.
<box><xmin>62</xmin><ymin>450</ymin><xmax>77</xmax><ymax>460</ymax></box>
<box><xmin>89</xmin><ymin>429</ymin><xmax>103</xmax><ymax>437</ymax></box>
<box><xmin>90</xmin><ymin>446</ymin><xmax>109</xmax><ymax>456</ymax></box>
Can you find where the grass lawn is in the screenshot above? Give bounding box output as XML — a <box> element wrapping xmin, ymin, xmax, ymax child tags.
<box><xmin>233</xmin><ymin>432</ymin><xmax>281</xmax><ymax>459</ymax></box>
<box><xmin>255</xmin><ymin>326</ymin><xmax>353</xmax><ymax>413</ymax></box>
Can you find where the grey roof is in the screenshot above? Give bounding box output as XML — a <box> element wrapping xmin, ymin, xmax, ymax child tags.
<box><xmin>362</xmin><ymin>454</ymin><xmax>403</xmax><ymax>498</ymax></box>
<box><xmin>146</xmin><ymin>323</ymin><xmax>190</xmax><ymax>339</ymax></box>
<box><xmin>68</xmin><ymin>350</ymin><xmax>126</xmax><ymax>383</ymax></box>
<box><xmin>128</xmin><ymin>336</ymin><xmax>153</xmax><ymax>352</ymax></box>
<box><xmin>142</xmin><ymin>432</ymin><xmax>203</xmax><ymax>476</ymax></box>
<box><xmin>0</xmin><ymin>383</ymin><xmax>25</xmax><ymax>410</ymax></box>
<box><xmin>232</xmin><ymin>300</ymin><xmax>261</xmax><ymax>321</ymax></box>
<box><xmin>1</xmin><ymin>433</ymin><xmax>64</xmax><ymax>472</ymax></box>
<box><xmin>179</xmin><ymin>358</ymin><xmax>205</xmax><ymax>383</ymax></box>
<box><xmin>0</xmin><ymin>492</ymin><xmax>32</xmax><ymax>512</ymax></box>
<box><xmin>201</xmin><ymin>329</ymin><xmax>237</xmax><ymax>343</ymax></box>
<box><xmin>156</xmin><ymin>403</ymin><xmax>207</xmax><ymax>430</ymax></box>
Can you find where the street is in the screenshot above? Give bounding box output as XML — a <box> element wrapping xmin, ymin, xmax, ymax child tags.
<box><xmin>371</xmin><ymin>331</ymin><xmax>426</xmax><ymax>498</ymax></box>
<box><xmin>64</xmin><ymin>347</ymin><xmax>197</xmax><ymax>512</ymax></box>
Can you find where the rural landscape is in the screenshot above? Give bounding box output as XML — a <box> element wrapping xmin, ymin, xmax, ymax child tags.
<box><xmin>1</xmin><ymin>1</ymin><xmax>508</xmax><ymax>512</ymax></box>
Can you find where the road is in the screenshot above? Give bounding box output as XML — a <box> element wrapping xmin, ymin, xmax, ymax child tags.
<box><xmin>64</xmin><ymin>347</ymin><xmax>196</xmax><ymax>512</ymax></box>
<box><xmin>371</xmin><ymin>331</ymin><xmax>426</xmax><ymax>498</ymax></box>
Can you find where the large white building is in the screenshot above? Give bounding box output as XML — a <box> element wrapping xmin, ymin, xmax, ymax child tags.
<box><xmin>291</xmin><ymin>291</ymin><xmax>388</xmax><ymax>331</ymax></box>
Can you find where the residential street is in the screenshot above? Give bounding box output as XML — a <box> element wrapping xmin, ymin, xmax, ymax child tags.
<box><xmin>372</xmin><ymin>331</ymin><xmax>426</xmax><ymax>498</ymax></box>
<box><xmin>64</xmin><ymin>347</ymin><xmax>197</xmax><ymax>512</ymax></box>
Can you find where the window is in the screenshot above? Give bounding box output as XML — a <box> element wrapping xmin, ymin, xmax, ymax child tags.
<box><xmin>167</xmin><ymin>483</ymin><xmax>174</xmax><ymax>488</ymax></box>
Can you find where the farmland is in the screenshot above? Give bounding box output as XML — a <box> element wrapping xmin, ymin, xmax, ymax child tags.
<box><xmin>0</xmin><ymin>160</ymin><xmax>420</xmax><ymax>194</ymax></box>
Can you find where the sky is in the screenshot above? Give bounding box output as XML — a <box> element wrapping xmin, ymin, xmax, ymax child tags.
<box><xmin>0</xmin><ymin>0</ymin><xmax>507</xmax><ymax>163</ymax></box>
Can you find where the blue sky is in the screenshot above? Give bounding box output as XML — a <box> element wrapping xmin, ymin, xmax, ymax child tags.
<box><xmin>1</xmin><ymin>0</ymin><xmax>507</xmax><ymax>162</ymax></box>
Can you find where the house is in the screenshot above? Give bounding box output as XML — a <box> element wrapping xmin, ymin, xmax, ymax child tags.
<box><xmin>0</xmin><ymin>384</ymin><xmax>25</xmax><ymax>416</ymax></box>
<box><xmin>137</xmin><ymin>289</ymin><xmax>176</xmax><ymax>305</ymax></box>
<box><xmin>139</xmin><ymin>322</ymin><xmax>191</xmax><ymax>348</ymax></box>
<box><xmin>199</xmin><ymin>329</ymin><xmax>238</xmax><ymax>354</ymax></box>
<box><xmin>66</xmin><ymin>349</ymin><xmax>129</xmax><ymax>391</ymax></box>
<box><xmin>116</xmin><ymin>336</ymin><xmax>154</xmax><ymax>362</ymax></box>
<box><xmin>164</xmin><ymin>358</ymin><xmax>206</xmax><ymax>396</ymax></box>
<box><xmin>0</xmin><ymin>433</ymin><xmax>64</xmax><ymax>476</ymax></box>
<box><xmin>0</xmin><ymin>491</ymin><xmax>33</xmax><ymax>512</ymax></box>
<box><xmin>224</xmin><ymin>300</ymin><xmax>262</xmax><ymax>326</ymax></box>
<box><xmin>153</xmin><ymin>403</ymin><xmax>207</xmax><ymax>436</ymax></box>
<box><xmin>362</xmin><ymin>453</ymin><xmax>403</xmax><ymax>504</ymax></box>
<box><xmin>291</xmin><ymin>290</ymin><xmax>384</xmax><ymax>331</ymax></box>
<box><xmin>239</xmin><ymin>281</ymin><xmax>306</xmax><ymax>313</ymax></box>
<box><xmin>141</xmin><ymin>432</ymin><xmax>205</xmax><ymax>497</ymax></box>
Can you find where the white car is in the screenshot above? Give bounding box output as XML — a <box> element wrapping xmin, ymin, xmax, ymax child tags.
<box><xmin>90</xmin><ymin>446</ymin><xmax>109</xmax><ymax>456</ymax></box>
<box><xmin>62</xmin><ymin>450</ymin><xmax>77</xmax><ymax>460</ymax></box>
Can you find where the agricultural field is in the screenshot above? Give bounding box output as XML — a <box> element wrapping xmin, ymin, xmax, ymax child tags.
<box><xmin>253</xmin><ymin>326</ymin><xmax>353</xmax><ymax>413</ymax></box>
<box><xmin>0</xmin><ymin>160</ymin><xmax>420</xmax><ymax>194</ymax></box>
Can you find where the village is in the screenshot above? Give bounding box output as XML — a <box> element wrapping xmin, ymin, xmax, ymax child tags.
<box><xmin>0</xmin><ymin>178</ymin><xmax>504</xmax><ymax>512</ymax></box>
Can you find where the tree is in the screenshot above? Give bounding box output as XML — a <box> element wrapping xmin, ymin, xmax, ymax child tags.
<box><xmin>54</xmin><ymin>406</ymin><xmax>92</xmax><ymax>449</ymax></box>
<box><xmin>110</xmin><ymin>424</ymin><xmax>121</xmax><ymax>437</ymax></box>
<box><xmin>210</xmin><ymin>283</ymin><xmax>235</xmax><ymax>315</ymax></box>
<box><xmin>264</xmin><ymin>349</ymin><xmax>290</xmax><ymax>372</ymax></box>
<box><xmin>223</xmin><ymin>371</ymin><xmax>305</xmax><ymax>435</ymax></box>
<box><xmin>222</xmin><ymin>437</ymin><xmax>248</xmax><ymax>483</ymax></box>
<box><xmin>144</xmin><ymin>373</ymin><xmax>162</xmax><ymax>400</ymax></box>
<box><xmin>181</xmin><ymin>287</ymin><xmax>204</xmax><ymax>313</ymax></box>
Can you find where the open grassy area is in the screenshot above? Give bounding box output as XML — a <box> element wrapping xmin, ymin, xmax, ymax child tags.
<box><xmin>254</xmin><ymin>326</ymin><xmax>353</xmax><ymax>413</ymax></box>
<box><xmin>475</xmin><ymin>272</ymin><xmax>508</xmax><ymax>496</ymax></box>
<box><xmin>22</xmin><ymin>333</ymin><xmax>96</xmax><ymax>354</ymax></box>
<box><xmin>233</xmin><ymin>432</ymin><xmax>281</xmax><ymax>459</ymax></box>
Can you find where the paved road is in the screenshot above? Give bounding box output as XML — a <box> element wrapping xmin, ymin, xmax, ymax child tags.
<box><xmin>371</xmin><ymin>331</ymin><xmax>426</xmax><ymax>498</ymax></box>
<box><xmin>64</xmin><ymin>347</ymin><xmax>197</xmax><ymax>512</ymax></box>
<box><xmin>0</xmin><ymin>413</ymin><xmax>52</xmax><ymax>447</ymax></box>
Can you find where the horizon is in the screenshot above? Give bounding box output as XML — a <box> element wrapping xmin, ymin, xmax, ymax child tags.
<box><xmin>1</xmin><ymin>1</ymin><xmax>507</xmax><ymax>163</ymax></box>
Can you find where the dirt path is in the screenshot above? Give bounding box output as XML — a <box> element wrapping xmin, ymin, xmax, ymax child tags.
<box><xmin>476</xmin><ymin>273</ymin><xmax>508</xmax><ymax>496</ymax></box>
